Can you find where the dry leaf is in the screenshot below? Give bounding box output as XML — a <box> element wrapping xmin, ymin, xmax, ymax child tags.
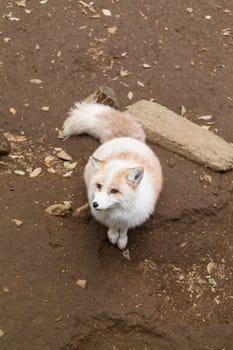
<box><xmin>181</xmin><ymin>105</ymin><xmax>187</xmax><ymax>116</ymax></box>
<box><xmin>46</xmin><ymin>201</ymin><xmax>72</xmax><ymax>217</ymax></box>
<box><xmin>122</xmin><ymin>249</ymin><xmax>131</xmax><ymax>261</ymax></box>
<box><xmin>108</xmin><ymin>26</ymin><xmax>117</xmax><ymax>34</ymax></box>
<box><xmin>29</xmin><ymin>167</ymin><xmax>42</xmax><ymax>178</ymax></box>
<box><xmin>14</xmin><ymin>170</ymin><xmax>25</xmax><ymax>176</ymax></box>
<box><xmin>127</xmin><ymin>91</ymin><xmax>133</xmax><ymax>100</ymax></box>
<box><xmin>142</xmin><ymin>63</ymin><xmax>151</xmax><ymax>68</ymax></box>
<box><xmin>16</xmin><ymin>0</ymin><xmax>27</xmax><ymax>7</ymax></box>
<box><xmin>30</xmin><ymin>78</ymin><xmax>42</xmax><ymax>84</ymax></box>
<box><xmin>137</xmin><ymin>81</ymin><xmax>145</xmax><ymax>87</ymax></box>
<box><xmin>120</xmin><ymin>69</ymin><xmax>131</xmax><ymax>77</ymax></box>
<box><xmin>102</xmin><ymin>8</ymin><xmax>111</xmax><ymax>16</ymax></box>
<box><xmin>198</xmin><ymin>115</ymin><xmax>213</xmax><ymax>121</ymax></box>
<box><xmin>63</xmin><ymin>171</ymin><xmax>73</xmax><ymax>178</ymax></box>
<box><xmin>12</xmin><ymin>219</ymin><xmax>23</xmax><ymax>227</ymax></box>
<box><xmin>3</xmin><ymin>37</ymin><xmax>11</xmax><ymax>43</ymax></box>
<box><xmin>76</xmin><ymin>279</ymin><xmax>87</xmax><ymax>289</ymax></box>
<box><xmin>63</xmin><ymin>161</ymin><xmax>77</xmax><ymax>170</ymax></box>
<box><xmin>201</xmin><ymin>125</ymin><xmax>211</xmax><ymax>130</ymax></box>
<box><xmin>207</xmin><ymin>261</ymin><xmax>215</xmax><ymax>274</ymax></box>
<box><xmin>9</xmin><ymin>107</ymin><xmax>16</xmax><ymax>115</ymax></box>
<box><xmin>40</xmin><ymin>106</ymin><xmax>50</xmax><ymax>112</ymax></box>
<box><xmin>56</xmin><ymin>150</ymin><xmax>72</xmax><ymax>161</ymax></box>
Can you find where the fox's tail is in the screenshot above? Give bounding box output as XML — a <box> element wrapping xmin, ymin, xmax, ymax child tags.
<box><xmin>62</xmin><ymin>102</ymin><xmax>145</xmax><ymax>143</ymax></box>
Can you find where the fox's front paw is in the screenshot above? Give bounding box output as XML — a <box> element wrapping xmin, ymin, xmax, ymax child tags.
<box><xmin>107</xmin><ymin>229</ymin><xmax>119</xmax><ymax>245</ymax></box>
<box><xmin>117</xmin><ymin>236</ymin><xmax>128</xmax><ymax>250</ymax></box>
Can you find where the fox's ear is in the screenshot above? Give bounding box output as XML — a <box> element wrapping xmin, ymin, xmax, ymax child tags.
<box><xmin>126</xmin><ymin>167</ymin><xmax>144</xmax><ymax>187</ymax></box>
<box><xmin>90</xmin><ymin>156</ymin><xmax>104</xmax><ymax>172</ymax></box>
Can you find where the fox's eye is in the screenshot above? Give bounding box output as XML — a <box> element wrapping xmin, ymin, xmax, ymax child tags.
<box><xmin>96</xmin><ymin>183</ymin><xmax>102</xmax><ymax>190</ymax></box>
<box><xmin>110</xmin><ymin>188</ymin><xmax>119</xmax><ymax>194</ymax></box>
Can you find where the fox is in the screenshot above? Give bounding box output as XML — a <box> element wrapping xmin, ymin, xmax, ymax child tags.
<box><xmin>62</xmin><ymin>102</ymin><xmax>163</xmax><ymax>250</ymax></box>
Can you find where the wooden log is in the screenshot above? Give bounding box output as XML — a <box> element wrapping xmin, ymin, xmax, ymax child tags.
<box><xmin>127</xmin><ymin>100</ymin><xmax>233</xmax><ymax>171</ymax></box>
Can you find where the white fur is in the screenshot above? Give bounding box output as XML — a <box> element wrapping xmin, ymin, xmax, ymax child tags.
<box><xmin>63</xmin><ymin>102</ymin><xmax>111</xmax><ymax>139</ymax></box>
<box><xmin>84</xmin><ymin>138</ymin><xmax>162</xmax><ymax>250</ymax></box>
<box><xmin>62</xmin><ymin>103</ymin><xmax>162</xmax><ymax>250</ymax></box>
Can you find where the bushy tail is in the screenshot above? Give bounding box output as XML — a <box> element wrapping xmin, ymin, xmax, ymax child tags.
<box><xmin>62</xmin><ymin>102</ymin><xmax>145</xmax><ymax>143</ymax></box>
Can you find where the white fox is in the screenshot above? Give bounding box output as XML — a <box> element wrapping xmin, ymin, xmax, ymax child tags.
<box><xmin>62</xmin><ymin>102</ymin><xmax>163</xmax><ymax>250</ymax></box>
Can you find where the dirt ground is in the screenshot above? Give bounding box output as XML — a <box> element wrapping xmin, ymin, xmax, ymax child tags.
<box><xmin>1</xmin><ymin>1</ymin><xmax>233</xmax><ymax>349</ymax></box>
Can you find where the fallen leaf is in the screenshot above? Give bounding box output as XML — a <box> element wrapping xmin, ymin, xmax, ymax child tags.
<box><xmin>9</xmin><ymin>107</ymin><xmax>16</xmax><ymax>115</ymax></box>
<box><xmin>108</xmin><ymin>26</ymin><xmax>117</xmax><ymax>34</ymax></box>
<box><xmin>14</xmin><ymin>170</ymin><xmax>25</xmax><ymax>176</ymax></box>
<box><xmin>30</xmin><ymin>78</ymin><xmax>42</xmax><ymax>84</ymax></box>
<box><xmin>29</xmin><ymin>167</ymin><xmax>42</xmax><ymax>178</ymax></box>
<box><xmin>3</xmin><ymin>37</ymin><xmax>11</xmax><ymax>43</ymax></box>
<box><xmin>137</xmin><ymin>80</ymin><xmax>145</xmax><ymax>87</ymax></box>
<box><xmin>198</xmin><ymin>115</ymin><xmax>213</xmax><ymax>121</ymax></box>
<box><xmin>40</xmin><ymin>106</ymin><xmax>50</xmax><ymax>112</ymax></box>
<box><xmin>142</xmin><ymin>63</ymin><xmax>151</xmax><ymax>68</ymax></box>
<box><xmin>102</xmin><ymin>8</ymin><xmax>111</xmax><ymax>16</ymax></box>
<box><xmin>63</xmin><ymin>171</ymin><xmax>73</xmax><ymax>178</ymax></box>
<box><xmin>44</xmin><ymin>155</ymin><xmax>55</xmax><ymax>164</ymax></box>
<box><xmin>63</xmin><ymin>161</ymin><xmax>77</xmax><ymax>170</ymax></box>
<box><xmin>47</xmin><ymin>167</ymin><xmax>56</xmax><ymax>174</ymax></box>
<box><xmin>122</xmin><ymin>249</ymin><xmax>131</xmax><ymax>261</ymax></box>
<box><xmin>127</xmin><ymin>91</ymin><xmax>133</xmax><ymax>100</ymax></box>
<box><xmin>120</xmin><ymin>68</ymin><xmax>131</xmax><ymax>77</ymax></box>
<box><xmin>7</xmin><ymin>15</ymin><xmax>20</xmax><ymax>21</ymax></box>
<box><xmin>207</xmin><ymin>261</ymin><xmax>215</xmax><ymax>274</ymax></box>
<box><xmin>76</xmin><ymin>279</ymin><xmax>87</xmax><ymax>289</ymax></box>
<box><xmin>46</xmin><ymin>201</ymin><xmax>72</xmax><ymax>217</ymax></box>
<box><xmin>16</xmin><ymin>0</ymin><xmax>26</xmax><ymax>7</ymax></box>
<box><xmin>181</xmin><ymin>105</ymin><xmax>187</xmax><ymax>116</ymax></box>
<box><xmin>56</xmin><ymin>150</ymin><xmax>72</xmax><ymax>161</ymax></box>
<box><xmin>12</xmin><ymin>219</ymin><xmax>23</xmax><ymax>227</ymax></box>
<box><xmin>208</xmin><ymin>277</ymin><xmax>217</xmax><ymax>288</ymax></box>
<box><xmin>201</xmin><ymin>125</ymin><xmax>211</xmax><ymax>130</ymax></box>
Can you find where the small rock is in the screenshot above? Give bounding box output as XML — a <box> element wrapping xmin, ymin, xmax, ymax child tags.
<box><xmin>46</xmin><ymin>201</ymin><xmax>72</xmax><ymax>217</ymax></box>
<box><xmin>0</xmin><ymin>132</ymin><xmax>11</xmax><ymax>156</ymax></box>
<box><xmin>0</xmin><ymin>329</ymin><xmax>4</xmax><ymax>338</ymax></box>
<box><xmin>76</xmin><ymin>279</ymin><xmax>87</xmax><ymax>289</ymax></box>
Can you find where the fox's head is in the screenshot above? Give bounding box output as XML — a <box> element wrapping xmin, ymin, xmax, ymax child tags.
<box><xmin>89</xmin><ymin>156</ymin><xmax>144</xmax><ymax>211</ymax></box>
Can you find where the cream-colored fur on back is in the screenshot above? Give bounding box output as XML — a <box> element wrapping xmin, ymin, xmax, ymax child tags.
<box><xmin>63</xmin><ymin>102</ymin><xmax>145</xmax><ymax>143</ymax></box>
<box><xmin>62</xmin><ymin>102</ymin><xmax>162</xmax><ymax>250</ymax></box>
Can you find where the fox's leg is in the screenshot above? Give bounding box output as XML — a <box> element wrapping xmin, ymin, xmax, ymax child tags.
<box><xmin>117</xmin><ymin>229</ymin><xmax>128</xmax><ymax>250</ymax></box>
<box><xmin>107</xmin><ymin>228</ymin><xmax>120</xmax><ymax>245</ymax></box>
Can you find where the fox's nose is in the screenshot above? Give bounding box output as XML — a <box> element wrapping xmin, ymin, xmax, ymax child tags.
<box><xmin>93</xmin><ymin>201</ymin><xmax>99</xmax><ymax>209</ymax></box>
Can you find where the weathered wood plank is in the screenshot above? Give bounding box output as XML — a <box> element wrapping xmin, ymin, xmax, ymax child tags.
<box><xmin>127</xmin><ymin>100</ymin><xmax>233</xmax><ymax>171</ymax></box>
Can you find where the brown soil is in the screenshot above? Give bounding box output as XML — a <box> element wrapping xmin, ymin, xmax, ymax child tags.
<box><xmin>1</xmin><ymin>1</ymin><xmax>233</xmax><ymax>349</ymax></box>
